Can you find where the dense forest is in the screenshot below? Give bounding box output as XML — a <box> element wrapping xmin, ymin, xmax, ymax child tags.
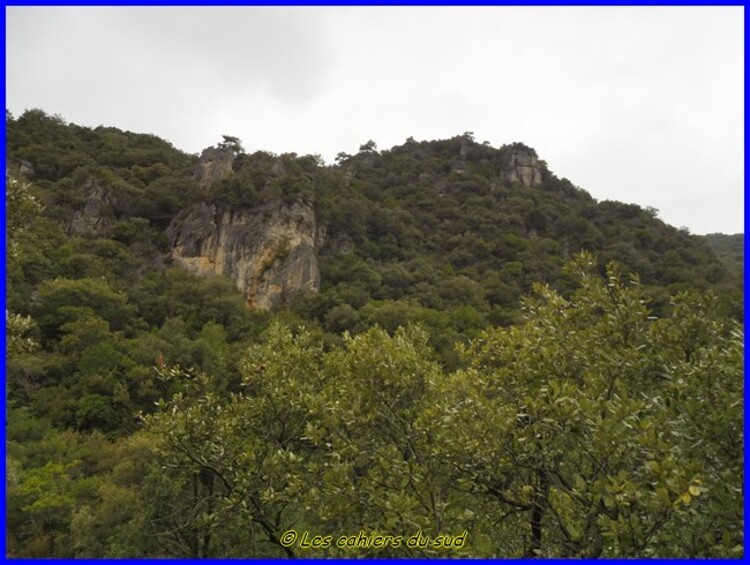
<box><xmin>5</xmin><ymin>109</ymin><xmax>744</xmax><ymax>557</ymax></box>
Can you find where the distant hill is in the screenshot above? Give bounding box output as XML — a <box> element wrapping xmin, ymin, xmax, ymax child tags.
<box><xmin>700</xmin><ymin>233</ymin><xmax>743</xmax><ymax>281</ymax></box>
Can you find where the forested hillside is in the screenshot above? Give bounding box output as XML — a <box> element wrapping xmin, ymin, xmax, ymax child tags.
<box><xmin>5</xmin><ymin>109</ymin><xmax>743</xmax><ymax>557</ymax></box>
<box><xmin>701</xmin><ymin>233</ymin><xmax>743</xmax><ymax>283</ymax></box>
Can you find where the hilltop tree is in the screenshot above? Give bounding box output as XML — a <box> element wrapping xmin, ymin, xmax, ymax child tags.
<box><xmin>218</xmin><ymin>135</ymin><xmax>244</xmax><ymax>155</ymax></box>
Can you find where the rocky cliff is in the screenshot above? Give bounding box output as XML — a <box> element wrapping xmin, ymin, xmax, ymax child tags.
<box><xmin>167</xmin><ymin>198</ymin><xmax>322</xmax><ymax>309</ymax></box>
<box><xmin>68</xmin><ymin>179</ymin><xmax>115</xmax><ymax>235</ymax></box>
<box><xmin>195</xmin><ymin>146</ymin><xmax>236</xmax><ymax>188</ymax></box>
<box><xmin>500</xmin><ymin>147</ymin><xmax>543</xmax><ymax>187</ymax></box>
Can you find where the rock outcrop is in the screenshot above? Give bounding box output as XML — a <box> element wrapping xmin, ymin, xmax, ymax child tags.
<box><xmin>167</xmin><ymin>199</ymin><xmax>322</xmax><ymax>310</ymax></box>
<box><xmin>500</xmin><ymin>147</ymin><xmax>543</xmax><ymax>187</ymax></box>
<box><xmin>19</xmin><ymin>160</ymin><xmax>34</xmax><ymax>178</ymax></box>
<box><xmin>68</xmin><ymin>179</ymin><xmax>115</xmax><ymax>235</ymax></box>
<box><xmin>195</xmin><ymin>146</ymin><xmax>236</xmax><ymax>188</ymax></box>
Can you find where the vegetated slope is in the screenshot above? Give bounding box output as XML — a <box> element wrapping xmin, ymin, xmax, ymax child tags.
<box><xmin>310</xmin><ymin>136</ymin><xmax>740</xmax><ymax>321</ymax></box>
<box><xmin>5</xmin><ymin>107</ymin><xmax>742</xmax><ymax>418</ymax></box>
<box><xmin>700</xmin><ymin>232</ymin><xmax>743</xmax><ymax>281</ymax></box>
<box><xmin>8</xmin><ymin>110</ymin><xmax>741</xmax><ymax>326</ymax></box>
<box><xmin>5</xmin><ymin>109</ymin><xmax>743</xmax><ymax>558</ymax></box>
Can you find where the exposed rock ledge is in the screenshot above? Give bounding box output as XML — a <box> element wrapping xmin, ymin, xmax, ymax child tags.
<box><xmin>167</xmin><ymin>199</ymin><xmax>322</xmax><ymax>310</ymax></box>
<box><xmin>68</xmin><ymin>179</ymin><xmax>115</xmax><ymax>236</ymax></box>
<box><xmin>195</xmin><ymin>146</ymin><xmax>235</xmax><ymax>188</ymax></box>
<box><xmin>500</xmin><ymin>147</ymin><xmax>543</xmax><ymax>187</ymax></box>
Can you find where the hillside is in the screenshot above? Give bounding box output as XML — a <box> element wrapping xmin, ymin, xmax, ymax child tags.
<box><xmin>700</xmin><ymin>232</ymin><xmax>743</xmax><ymax>280</ymax></box>
<box><xmin>7</xmin><ymin>111</ymin><xmax>742</xmax><ymax>358</ymax></box>
<box><xmin>5</xmin><ymin>109</ymin><xmax>744</xmax><ymax>558</ymax></box>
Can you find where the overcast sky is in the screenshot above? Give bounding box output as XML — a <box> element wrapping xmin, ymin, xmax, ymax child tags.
<box><xmin>6</xmin><ymin>6</ymin><xmax>744</xmax><ymax>234</ymax></box>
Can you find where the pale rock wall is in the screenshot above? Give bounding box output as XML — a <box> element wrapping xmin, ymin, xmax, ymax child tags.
<box><xmin>195</xmin><ymin>146</ymin><xmax>236</xmax><ymax>188</ymax></box>
<box><xmin>167</xmin><ymin>199</ymin><xmax>322</xmax><ymax>309</ymax></box>
<box><xmin>501</xmin><ymin>148</ymin><xmax>543</xmax><ymax>187</ymax></box>
<box><xmin>68</xmin><ymin>179</ymin><xmax>115</xmax><ymax>235</ymax></box>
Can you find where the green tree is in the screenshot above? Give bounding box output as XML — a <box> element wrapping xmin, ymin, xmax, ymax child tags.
<box><xmin>6</xmin><ymin>172</ymin><xmax>43</xmax><ymax>362</ymax></box>
<box><xmin>218</xmin><ymin>135</ymin><xmax>244</xmax><ymax>155</ymax></box>
<box><xmin>307</xmin><ymin>325</ymin><xmax>463</xmax><ymax>556</ymax></box>
<box><xmin>435</xmin><ymin>253</ymin><xmax>743</xmax><ymax>556</ymax></box>
<box><xmin>141</xmin><ymin>325</ymin><xmax>324</xmax><ymax>556</ymax></box>
<box><xmin>34</xmin><ymin>278</ymin><xmax>137</xmax><ymax>343</ymax></box>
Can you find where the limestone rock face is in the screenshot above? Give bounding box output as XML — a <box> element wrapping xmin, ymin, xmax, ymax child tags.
<box><xmin>68</xmin><ymin>179</ymin><xmax>115</xmax><ymax>235</ymax></box>
<box><xmin>167</xmin><ymin>199</ymin><xmax>322</xmax><ymax>310</ymax></box>
<box><xmin>254</xmin><ymin>242</ymin><xmax>319</xmax><ymax>310</ymax></box>
<box><xmin>195</xmin><ymin>146</ymin><xmax>235</xmax><ymax>188</ymax></box>
<box><xmin>501</xmin><ymin>148</ymin><xmax>543</xmax><ymax>187</ymax></box>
